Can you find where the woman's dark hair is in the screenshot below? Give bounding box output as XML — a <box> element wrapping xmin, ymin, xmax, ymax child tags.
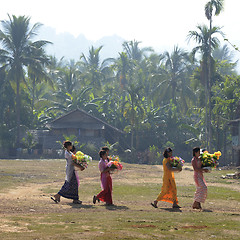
<box><xmin>163</xmin><ymin>147</ymin><xmax>172</xmax><ymax>158</ymax></box>
<box><xmin>63</xmin><ymin>140</ymin><xmax>72</xmax><ymax>149</ymax></box>
<box><xmin>71</xmin><ymin>145</ymin><xmax>76</xmax><ymax>152</ymax></box>
<box><xmin>193</xmin><ymin>147</ymin><xmax>200</xmax><ymax>157</ymax></box>
<box><xmin>102</xmin><ymin>146</ymin><xmax>109</xmax><ymax>152</ymax></box>
<box><xmin>99</xmin><ymin>150</ymin><xmax>107</xmax><ymax>158</ymax></box>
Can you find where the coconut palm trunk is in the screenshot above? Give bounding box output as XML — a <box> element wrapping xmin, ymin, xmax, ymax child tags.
<box><xmin>205</xmin><ymin>0</ymin><xmax>224</xmax><ymax>150</ymax></box>
<box><xmin>16</xmin><ymin>73</ymin><xmax>21</xmax><ymax>147</ymax></box>
<box><xmin>208</xmin><ymin>18</ymin><xmax>212</xmax><ymax>151</ymax></box>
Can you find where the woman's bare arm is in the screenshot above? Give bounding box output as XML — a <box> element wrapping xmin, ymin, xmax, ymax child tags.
<box><xmin>192</xmin><ymin>159</ymin><xmax>207</xmax><ymax>172</ymax></box>
<box><xmin>73</xmin><ymin>163</ymin><xmax>85</xmax><ymax>171</ymax></box>
<box><xmin>166</xmin><ymin>162</ymin><xmax>182</xmax><ymax>172</ymax></box>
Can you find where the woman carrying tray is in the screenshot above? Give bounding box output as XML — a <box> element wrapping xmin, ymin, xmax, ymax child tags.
<box><xmin>51</xmin><ymin>141</ymin><xmax>83</xmax><ymax>204</ymax></box>
<box><xmin>192</xmin><ymin>147</ymin><xmax>209</xmax><ymax>209</ymax></box>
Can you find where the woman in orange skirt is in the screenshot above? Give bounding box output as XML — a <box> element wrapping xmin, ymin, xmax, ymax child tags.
<box><xmin>151</xmin><ymin>147</ymin><xmax>181</xmax><ymax>208</ymax></box>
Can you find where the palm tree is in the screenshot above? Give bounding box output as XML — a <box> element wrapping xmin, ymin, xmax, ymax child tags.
<box><xmin>114</xmin><ymin>52</ymin><xmax>132</xmax><ymax>89</ymax></box>
<box><xmin>79</xmin><ymin>46</ymin><xmax>114</xmax><ymax>96</ymax></box>
<box><xmin>27</xmin><ymin>45</ymin><xmax>51</xmax><ymax>115</ymax></box>
<box><xmin>187</xmin><ymin>24</ymin><xmax>224</xmax><ymax>148</ymax></box>
<box><xmin>56</xmin><ymin>60</ymin><xmax>81</xmax><ymax>95</ymax></box>
<box><xmin>123</xmin><ymin>83</ymin><xmax>145</xmax><ymax>150</ymax></box>
<box><xmin>150</xmin><ymin>46</ymin><xmax>194</xmax><ymax>113</ymax></box>
<box><xmin>164</xmin><ymin>46</ymin><xmax>190</xmax><ymax>105</ymax></box>
<box><xmin>0</xmin><ymin>67</ymin><xmax>16</xmax><ymax>148</ymax></box>
<box><xmin>47</xmin><ymin>60</ymin><xmax>82</xmax><ymax>114</ymax></box>
<box><xmin>205</xmin><ymin>0</ymin><xmax>224</xmax><ymax>150</ymax></box>
<box><xmin>188</xmin><ymin>25</ymin><xmax>223</xmax><ymax>59</ymax></box>
<box><xmin>213</xmin><ymin>44</ymin><xmax>237</xmax><ymax>75</ymax></box>
<box><xmin>122</xmin><ymin>40</ymin><xmax>153</xmax><ymax>62</ymax></box>
<box><xmin>205</xmin><ymin>0</ymin><xmax>224</xmax><ymax>26</ymax></box>
<box><xmin>47</xmin><ymin>56</ymin><xmax>66</xmax><ymax>82</ymax></box>
<box><xmin>0</xmin><ymin>14</ymin><xmax>51</xmax><ymax>147</ymax></box>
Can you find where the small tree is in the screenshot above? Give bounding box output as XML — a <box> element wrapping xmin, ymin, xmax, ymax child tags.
<box><xmin>56</xmin><ymin>134</ymin><xmax>82</xmax><ymax>149</ymax></box>
<box><xmin>103</xmin><ymin>141</ymin><xmax>119</xmax><ymax>155</ymax></box>
<box><xmin>21</xmin><ymin>131</ymin><xmax>37</xmax><ymax>150</ymax></box>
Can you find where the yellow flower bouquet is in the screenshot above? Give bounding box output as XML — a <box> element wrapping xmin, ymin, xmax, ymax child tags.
<box><xmin>72</xmin><ymin>151</ymin><xmax>92</xmax><ymax>169</ymax></box>
<box><xmin>200</xmin><ymin>150</ymin><xmax>221</xmax><ymax>170</ymax></box>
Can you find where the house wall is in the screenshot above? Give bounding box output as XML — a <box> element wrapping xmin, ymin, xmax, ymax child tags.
<box><xmin>51</xmin><ymin>128</ymin><xmax>103</xmax><ymax>138</ymax></box>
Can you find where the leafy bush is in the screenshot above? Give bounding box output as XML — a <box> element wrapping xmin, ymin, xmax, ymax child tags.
<box><xmin>81</xmin><ymin>142</ymin><xmax>98</xmax><ymax>160</ymax></box>
<box><xmin>163</xmin><ymin>141</ymin><xmax>175</xmax><ymax>150</ymax></box>
<box><xmin>21</xmin><ymin>131</ymin><xmax>37</xmax><ymax>149</ymax></box>
<box><xmin>148</xmin><ymin>145</ymin><xmax>162</xmax><ymax>164</ymax></box>
<box><xmin>102</xmin><ymin>141</ymin><xmax>119</xmax><ymax>155</ymax></box>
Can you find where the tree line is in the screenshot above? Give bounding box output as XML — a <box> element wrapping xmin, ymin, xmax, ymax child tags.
<box><xmin>1</xmin><ymin>1</ymin><xmax>239</xmax><ymax>164</ymax></box>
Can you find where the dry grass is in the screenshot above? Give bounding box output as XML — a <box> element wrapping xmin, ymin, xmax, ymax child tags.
<box><xmin>0</xmin><ymin>159</ymin><xmax>239</xmax><ymax>239</ymax></box>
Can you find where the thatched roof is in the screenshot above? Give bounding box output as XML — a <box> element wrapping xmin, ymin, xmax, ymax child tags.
<box><xmin>46</xmin><ymin>108</ymin><xmax>124</xmax><ymax>133</ymax></box>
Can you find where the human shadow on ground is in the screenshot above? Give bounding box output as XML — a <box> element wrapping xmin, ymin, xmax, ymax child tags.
<box><xmin>189</xmin><ymin>208</ymin><xmax>213</xmax><ymax>212</ymax></box>
<box><xmin>67</xmin><ymin>203</ymin><xmax>129</xmax><ymax>210</ymax></box>
<box><xmin>160</xmin><ymin>207</ymin><xmax>182</xmax><ymax>212</ymax></box>
<box><xmin>68</xmin><ymin>203</ymin><xmax>95</xmax><ymax>209</ymax></box>
<box><xmin>202</xmin><ymin>209</ymin><xmax>213</xmax><ymax>212</ymax></box>
<box><xmin>104</xmin><ymin>204</ymin><xmax>129</xmax><ymax>211</ymax></box>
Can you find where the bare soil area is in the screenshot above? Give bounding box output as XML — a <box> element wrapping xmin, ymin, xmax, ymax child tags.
<box><xmin>0</xmin><ymin>160</ymin><xmax>239</xmax><ymax>238</ymax></box>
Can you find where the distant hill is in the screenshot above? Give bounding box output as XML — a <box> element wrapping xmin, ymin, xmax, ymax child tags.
<box><xmin>32</xmin><ymin>26</ymin><xmax>240</xmax><ymax>73</ymax></box>
<box><xmin>38</xmin><ymin>26</ymin><xmax>126</xmax><ymax>61</ymax></box>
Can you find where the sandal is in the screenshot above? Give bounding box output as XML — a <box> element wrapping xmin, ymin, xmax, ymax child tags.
<box><xmin>51</xmin><ymin>197</ymin><xmax>58</xmax><ymax>204</ymax></box>
<box><xmin>151</xmin><ymin>202</ymin><xmax>158</xmax><ymax>208</ymax></box>
<box><xmin>93</xmin><ymin>195</ymin><xmax>98</xmax><ymax>204</ymax></box>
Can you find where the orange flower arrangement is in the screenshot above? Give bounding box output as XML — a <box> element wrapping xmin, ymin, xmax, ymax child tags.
<box><xmin>107</xmin><ymin>155</ymin><xmax>123</xmax><ymax>172</ymax></box>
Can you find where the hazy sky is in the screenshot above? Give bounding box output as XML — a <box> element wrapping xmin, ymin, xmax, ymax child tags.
<box><xmin>1</xmin><ymin>0</ymin><xmax>240</xmax><ymax>53</ymax></box>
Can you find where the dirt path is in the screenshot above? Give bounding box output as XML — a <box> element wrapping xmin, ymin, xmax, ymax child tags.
<box><xmin>2</xmin><ymin>184</ymin><xmax>46</xmax><ymax>200</ymax></box>
<box><xmin>1</xmin><ymin>167</ymin><xmax>239</xmax><ymax>206</ymax></box>
<box><xmin>0</xmin><ymin>163</ymin><xmax>239</xmax><ymax>217</ymax></box>
<box><xmin>0</xmin><ymin>164</ymin><xmax>239</xmax><ymax>237</ymax></box>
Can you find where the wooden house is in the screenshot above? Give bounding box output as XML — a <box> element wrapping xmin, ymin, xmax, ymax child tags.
<box><xmin>33</xmin><ymin>109</ymin><xmax>124</xmax><ymax>156</ymax></box>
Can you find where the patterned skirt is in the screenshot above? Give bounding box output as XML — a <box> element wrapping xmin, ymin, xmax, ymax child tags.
<box><xmin>194</xmin><ymin>175</ymin><xmax>207</xmax><ymax>203</ymax></box>
<box><xmin>58</xmin><ymin>171</ymin><xmax>79</xmax><ymax>200</ymax></box>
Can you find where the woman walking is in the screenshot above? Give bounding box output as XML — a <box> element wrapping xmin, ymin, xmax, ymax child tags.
<box><xmin>51</xmin><ymin>141</ymin><xmax>82</xmax><ymax>204</ymax></box>
<box><xmin>93</xmin><ymin>150</ymin><xmax>113</xmax><ymax>206</ymax></box>
<box><xmin>151</xmin><ymin>147</ymin><xmax>181</xmax><ymax>208</ymax></box>
<box><xmin>192</xmin><ymin>147</ymin><xmax>208</xmax><ymax>209</ymax></box>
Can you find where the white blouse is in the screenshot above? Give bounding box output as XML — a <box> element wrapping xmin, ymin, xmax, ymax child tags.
<box><xmin>65</xmin><ymin>150</ymin><xmax>74</xmax><ymax>182</ymax></box>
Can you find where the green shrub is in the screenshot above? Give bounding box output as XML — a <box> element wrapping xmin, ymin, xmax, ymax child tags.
<box><xmin>81</xmin><ymin>142</ymin><xmax>98</xmax><ymax>160</ymax></box>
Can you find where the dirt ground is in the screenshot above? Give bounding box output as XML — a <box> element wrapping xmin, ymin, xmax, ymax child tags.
<box><xmin>0</xmin><ymin>164</ymin><xmax>239</xmax><ymax>211</ymax></box>
<box><xmin>0</xmin><ymin>161</ymin><xmax>239</xmax><ymax>236</ymax></box>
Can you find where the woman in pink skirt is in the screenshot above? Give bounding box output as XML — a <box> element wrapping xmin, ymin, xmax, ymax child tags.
<box><xmin>93</xmin><ymin>150</ymin><xmax>113</xmax><ymax>206</ymax></box>
<box><xmin>191</xmin><ymin>147</ymin><xmax>209</xmax><ymax>209</ymax></box>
